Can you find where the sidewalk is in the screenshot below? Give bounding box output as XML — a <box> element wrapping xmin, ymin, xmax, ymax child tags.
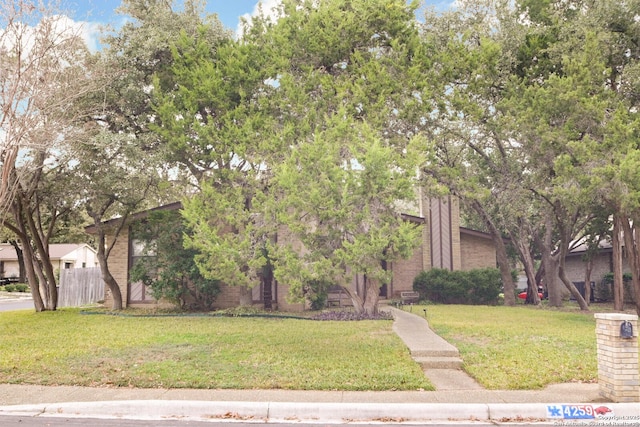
<box><xmin>0</xmin><ymin>306</ymin><xmax>637</xmax><ymax>424</ymax></box>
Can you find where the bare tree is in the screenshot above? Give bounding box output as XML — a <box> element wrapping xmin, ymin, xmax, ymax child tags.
<box><xmin>0</xmin><ymin>0</ymin><xmax>98</xmax><ymax>310</ymax></box>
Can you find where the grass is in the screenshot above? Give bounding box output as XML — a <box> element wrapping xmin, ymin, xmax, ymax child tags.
<box><xmin>0</xmin><ymin>309</ymin><xmax>432</xmax><ymax>391</ymax></box>
<box><xmin>416</xmin><ymin>303</ymin><xmax>599</xmax><ymax>390</ymax></box>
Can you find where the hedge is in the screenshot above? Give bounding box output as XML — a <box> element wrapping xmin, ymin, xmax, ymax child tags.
<box><xmin>412</xmin><ymin>268</ymin><xmax>502</xmax><ymax>305</ymax></box>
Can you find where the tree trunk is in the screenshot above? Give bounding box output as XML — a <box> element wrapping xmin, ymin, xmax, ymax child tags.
<box><xmin>362</xmin><ymin>276</ymin><xmax>380</xmax><ymax>316</ymax></box>
<box><xmin>21</xmin><ymin>241</ymin><xmax>45</xmax><ymax>312</ymax></box>
<box><xmin>96</xmin><ymin>230</ymin><xmax>123</xmax><ymax>310</ymax></box>
<box><xmin>543</xmin><ymin>253</ymin><xmax>562</xmax><ymax>307</ymax></box>
<box><xmin>557</xmin><ymin>234</ymin><xmax>589</xmax><ymax>311</ymax></box>
<box><xmin>515</xmin><ymin>239</ymin><xmax>540</xmax><ymax>305</ymax></box>
<box><xmin>494</xmin><ymin>234</ymin><xmax>516</xmax><ymax>307</ymax></box>
<box><xmin>540</xmin><ymin>215</ymin><xmax>563</xmax><ymax>307</ymax></box>
<box><xmin>620</xmin><ymin>217</ymin><xmax>640</xmax><ymax>315</ymax></box>
<box><xmin>613</xmin><ymin>214</ymin><xmax>624</xmax><ymax>311</ymax></box>
<box><xmin>583</xmin><ymin>258</ymin><xmax>593</xmax><ymax>306</ymax></box>
<box><xmin>15</xmin><ymin>193</ymin><xmax>59</xmax><ymax>310</ymax></box>
<box><xmin>631</xmin><ymin>233</ymin><xmax>640</xmax><ymax>315</ymax></box>
<box><xmin>471</xmin><ymin>200</ymin><xmax>516</xmax><ymax>306</ymax></box>
<box><xmin>10</xmin><ymin>204</ymin><xmax>45</xmax><ymax>311</ymax></box>
<box><xmin>558</xmin><ymin>263</ymin><xmax>589</xmax><ymax>311</ymax></box>
<box><xmin>238</xmin><ymin>286</ymin><xmax>252</xmax><ymax>306</ymax></box>
<box><xmin>344</xmin><ymin>285</ymin><xmax>364</xmax><ymax>314</ymax></box>
<box><xmin>9</xmin><ymin>240</ymin><xmax>26</xmax><ymax>282</ymax></box>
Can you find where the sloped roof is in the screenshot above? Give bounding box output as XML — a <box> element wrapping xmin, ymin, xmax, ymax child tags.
<box><xmin>567</xmin><ymin>239</ymin><xmax>613</xmax><ymax>256</ymax></box>
<box><xmin>84</xmin><ymin>201</ymin><xmax>182</xmax><ymax>234</ymax></box>
<box><xmin>0</xmin><ymin>243</ymin><xmax>95</xmax><ymax>261</ymax></box>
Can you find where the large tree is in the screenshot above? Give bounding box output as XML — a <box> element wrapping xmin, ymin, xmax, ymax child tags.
<box><xmin>418</xmin><ymin>1</ymin><xmax>525</xmax><ymax>306</ymax></box>
<box><xmin>153</xmin><ymin>0</ymin><xmax>429</xmax><ymax>314</ymax></box>
<box><xmin>274</xmin><ymin>117</ymin><xmax>422</xmax><ymax>315</ymax></box>
<box><xmin>0</xmin><ymin>0</ymin><xmax>98</xmax><ymax>310</ymax></box>
<box><xmin>263</xmin><ymin>0</ymin><xmax>427</xmax><ymax>314</ymax></box>
<box><xmin>152</xmin><ymin>18</ymin><xmax>278</xmax><ymax>308</ymax></box>
<box><xmin>75</xmin><ymin>0</ymin><xmax>230</xmax><ymax>310</ymax></box>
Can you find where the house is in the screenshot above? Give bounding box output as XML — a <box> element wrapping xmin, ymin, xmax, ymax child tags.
<box><xmin>0</xmin><ymin>243</ymin><xmax>98</xmax><ymax>279</ymax></box>
<box><xmin>564</xmin><ymin>240</ymin><xmax>633</xmax><ymax>301</ymax></box>
<box><xmin>88</xmin><ymin>196</ymin><xmax>498</xmax><ymax>311</ymax></box>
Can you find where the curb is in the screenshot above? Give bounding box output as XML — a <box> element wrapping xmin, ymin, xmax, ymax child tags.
<box><xmin>1</xmin><ymin>401</ymin><xmax>639</xmax><ymax>423</ymax></box>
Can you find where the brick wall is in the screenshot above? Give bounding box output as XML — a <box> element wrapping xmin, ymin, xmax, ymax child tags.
<box><xmin>213</xmin><ymin>285</ymin><xmax>245</xmax><ymax>310</ymax></box>
<box><xmin>565</xmin><ymin>251</ymin><xmax>631</xmax><ymax>286</ymax></box>
<box><xmin>594</xmin><ymin>313</ymin><xmax>639</xmax><ymax>402</ymax></box>
<box><xmin>275</xmin><ymin>282</ymin><xmax>305</xmax><ymax>312</ymax></box>
<box><xmin>460</xmin><ymin>233</ymin><xmax>496</xmax><ymax>271</ymax></box>
<box><xmin>391</xmin><ymin>226</ymin><xmax>428</xmax><ymax>296</ymax></box>
<box><xmin>450</xmin><ymin>197</ymin><xmax>462</xmax><ymax>271</ymax></box>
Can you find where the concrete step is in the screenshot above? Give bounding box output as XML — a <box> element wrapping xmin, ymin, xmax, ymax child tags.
<box><xmin>414</xmin><ymin>356</ymin><xmax>464</xmax><ymax>369</ymax></box>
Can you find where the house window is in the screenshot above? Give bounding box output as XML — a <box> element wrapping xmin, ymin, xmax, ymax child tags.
<box><xmin>64</xmin><ymin>262</ymin><xmax>72</xmax><ymax>269</ymax></box>
<box><xmin>129</xmin><ymin>238</ymin><xmax>157</xmax><ymax>303</ymax></box>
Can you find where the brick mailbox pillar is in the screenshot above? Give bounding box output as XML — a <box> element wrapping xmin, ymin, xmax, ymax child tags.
<box><xmin>594</xmin><ymin>313</ymin><xmax>639</xmax><ymax>402</ymax></box>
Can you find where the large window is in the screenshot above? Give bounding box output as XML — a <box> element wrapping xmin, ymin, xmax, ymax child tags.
<box><xmin>128</xmin><ymin>238</ymin><xmax>157</xmax><ymax>303</ymax></box>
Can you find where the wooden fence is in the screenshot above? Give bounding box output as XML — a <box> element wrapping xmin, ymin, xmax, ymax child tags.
<box><xmin>58</xmin><ymin>267</ymin><xmax>104</xmax><ymax>308</ymax></box>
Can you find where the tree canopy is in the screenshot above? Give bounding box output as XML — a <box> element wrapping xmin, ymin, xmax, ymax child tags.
<box><xmin>4</xmin><ymin>0</ymin><xmax>640</xmax><ymax>314</ymax></box>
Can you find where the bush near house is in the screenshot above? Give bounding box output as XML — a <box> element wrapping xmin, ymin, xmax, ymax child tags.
<box><xmin>413</xmin><ymin>268</ymin><xmax>502</xmax><ymax>305</ymax></box>
<box><xmin>598</xmin><ymin>272</ymin><xmax>636</xmax><ymax>303</ymax></box>
<box><xmin>130</xmin><ymin>210</ymin><xmax>221</xmax><ymax>311</ymax></box>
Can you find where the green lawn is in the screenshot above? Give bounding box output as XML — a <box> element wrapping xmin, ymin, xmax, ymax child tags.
<box><xmin>0</xmin><ymin>309</ymin><xmax>432</xmax><ymax>391</ymax></box>
<box><xmin>418</xmin><ymin>304</ymin><xmax>598</xmax><ymax>389</ymax></box>
<box><xmin>0</xmin><ymin>305</ymin><xmax>606</xmax><ymax>391</ymax></box>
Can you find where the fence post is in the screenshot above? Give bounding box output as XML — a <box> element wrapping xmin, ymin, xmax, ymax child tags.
<box><xmin>594</xmin><ymin>313</ymin><xmax>639</xmax><ymax>402</ymax></box>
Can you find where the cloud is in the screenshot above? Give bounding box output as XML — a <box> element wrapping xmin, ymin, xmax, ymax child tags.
<box><xmin>54</xmin><ymin>15</ymin><xmax>103</xmax><ymax>52</ymax></box>
<box><xmin>1</xmin><ymin>14</ymin><xmax>103</xmax><ymax>54</ymax></box>
<box><xmin>236</xmin><ymin>0</ymin><xmax>283</xmax><ymax>37</ymax></box>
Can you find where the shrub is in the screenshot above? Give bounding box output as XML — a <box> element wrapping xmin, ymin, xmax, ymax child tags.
<box><xmin>413</xmin><ymin>268</ymin><xmax>502</xmax><ymax>305</ymax></box>
<box><xmin>130</xmin><ymin>210</ymin><xmax>221</xmax><ymax>311</ymax></box>
<box><xmin>600</xmin><ymin>272</ymin><xmax>635</xmax><ymax>303</ymax></box>
<box><xmin>465</xmin><ymin>268</ymin><xmax>502</xmax><ymax>304</ymax></box>
<box><xmin>14</xmin><ymin>284</ymin><xmax>28</xmax><ymax>292</ymax></box>
<box><xmin>304</xmin><ymin>279</ymin><xmax>331</xmax><ymax>310</ymax></box>
<box><xmin>4</xmin><ymin>284</ymin><xmax>15</xmax><ymax>292</ymax></box>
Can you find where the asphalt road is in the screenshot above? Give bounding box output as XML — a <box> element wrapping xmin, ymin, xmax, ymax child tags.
<box><xmin>0</xmin><ymin>298</ymin><xmax>34</xmax><ymax>312</ymax></box>
<box><xmin>0</xmin><ymin>417</ymin><xmax>554</xmax><ymax>426</ymax></box>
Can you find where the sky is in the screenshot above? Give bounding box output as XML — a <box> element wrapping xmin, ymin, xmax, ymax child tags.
<box><xmin>68</xmin><ymin>0</ymin><xmax>277</xmax><ymax>32</ymax></box>
<box><xmin>66</xmin><ymin>0</ymin><xmax>455</xmax><ymax>50</ymax></box>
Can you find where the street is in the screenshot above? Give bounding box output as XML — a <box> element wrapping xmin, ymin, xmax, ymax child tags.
<box><xmin>0</xmin><ymin>416</ymin><xmax>554</xmax><ymax>426</ymax></box>
<box><xmin>0</xmin><ymin>298</ymin><xmax>34</xmax><ymax>312</ymax></box>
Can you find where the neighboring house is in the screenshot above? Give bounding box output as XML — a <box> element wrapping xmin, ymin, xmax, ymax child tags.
<box><xmin>564</xmin><ymin>240</ymin><xmax>632</xmax><ymax>300</ymax></box>
<box><xmin>87</xmin><ymin>196</ymin><xmax>499</xmax><ymax>311</ymax></box>
<box><xmin>0</xmin><ymin>243</ymin><xmax>98</xmax><ymax>278</ymax></box>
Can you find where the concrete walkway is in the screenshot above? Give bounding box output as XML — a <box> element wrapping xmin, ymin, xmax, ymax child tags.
<box><xmin>0</xmin><ymin>303</ymin><xmax>632</xmax><ymax>424</ymax></box>
<box><xmin>388</xmin><ymin>306</ymin><xmax>483</xmax><ymax>391</ymax></box>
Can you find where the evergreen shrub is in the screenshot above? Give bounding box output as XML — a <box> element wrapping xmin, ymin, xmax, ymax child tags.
<box><xmin>412</xmin><ymin>267</ymin><xmax>502</xmax><ymax>305</ymax></box>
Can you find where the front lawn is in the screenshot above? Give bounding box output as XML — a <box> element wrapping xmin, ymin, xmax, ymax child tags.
<box><xmin>418</xmin><ymin>304</ymin><xmax>598</xmax><ymax>389</ymax></box>
<box><xmin>0</xmin><ymin>309</ymin><xmax>432</xmax><ymax>391</ymax></box>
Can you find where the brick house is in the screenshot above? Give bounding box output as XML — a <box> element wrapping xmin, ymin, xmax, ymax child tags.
<box><xmin>564</xmin><ymin>240</ymin><xmax>634</xmax><ymax>301</ymax></box>
<box><xmin>87</xmin><ymin>197</ymin><xmax>498</xmax><ymax>310</ymax></box>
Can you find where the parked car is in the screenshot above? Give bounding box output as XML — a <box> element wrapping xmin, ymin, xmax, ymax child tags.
<box><xmin>518</xmin><ymin>290</ymin><xmax>544</xmax><ymax>300</ymax></box>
